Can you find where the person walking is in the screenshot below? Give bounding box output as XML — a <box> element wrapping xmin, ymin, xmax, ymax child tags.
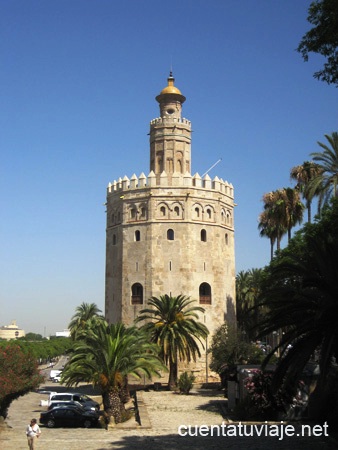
<box><xmin>26</xmin><ymin>418</ymin><xmax>41</xmax><ymax>449</ymax></box>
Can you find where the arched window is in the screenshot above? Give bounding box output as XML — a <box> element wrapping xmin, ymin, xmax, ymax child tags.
<box><xmin>174</xmin><ymin>206</ymin><xmax>180</xmax><ymax>216</ymax></box>
<box><xmin>195</xmin><ymin>207</ymin><xmax>200</xmax><ymax>218</ymax></box>
<box><xmin>206</xmin><ymin>208</ymin><xmax>212</xmax><ymax>219</ymax></box>
<box><xmin>201</xmin><ymin>229</ymin><xmax>207</xmax><ymax>242</ymax></box>
<box><xmin>167</xmin><ymin>229</ymin><xmax>174</xmax><ymax>240</ymax></box>
<box><xmin>225</xmin><ymin>233</ymin><xmax>229</xmax><ymax>245</ymax></box>
<box><xmin>112</xmin><ymin>234</ymin><xmax>117</xmax><ymax>245</ymax></box>
<box><xmin>140</xmin><ymin>207</ymin><xmax>146</xmax><ymax>218</ymax></box>
<box><xmin>135</xmin><ymin>230</ymin><xmax>140</xmax><ymax>241</ymax></box>
<box><xmin>221</xmin><ymin>210</ymin><xmax>226</xmax><ymax>223</ymax></box>
<box><xmin>160</xmin><ymin>206</ymin><xmax>166</xmax><ymax>217</ymax></box>
<box><xmin>199</xmin><ymin>283</ymin><xmax>212</xmax><ymax>304</ymax></box>
<box><xmin>130</xmin><ymin>208</ymin><xmax>136</xmax><ymax>220</ymax></box>
<box><xmin>131</xmin><ymin>283</ymin><xmax>143</xmax><ymax>305</ymax></box>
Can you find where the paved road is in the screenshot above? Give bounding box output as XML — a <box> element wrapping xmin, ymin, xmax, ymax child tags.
<box><xmin>0</xmin><ymin>369</ymin><xmax>337</xmax><ymax>450</ymax></box>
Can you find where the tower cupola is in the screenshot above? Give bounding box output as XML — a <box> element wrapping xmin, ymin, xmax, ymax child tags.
<box><xmin>155</xmin><ymin>72</ymin><xmax>186</xmax><ymax>120</ymax></box>
<box><xmin>150</xmin><ymin>72</ymin><xmax>191</xmax><ymax>180</ymax></box>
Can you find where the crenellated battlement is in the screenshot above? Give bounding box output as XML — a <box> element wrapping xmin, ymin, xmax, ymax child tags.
<box><xmin>150</xmin><ymin>117</ymin><xmax>191</xmax><ymax>126</ymax></box>
<box><xmin>107</xmin><ymin>171</ymin><xmax>234</xmax><ymax>198</ymax></box>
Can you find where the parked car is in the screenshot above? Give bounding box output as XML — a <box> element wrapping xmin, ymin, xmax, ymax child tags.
<box><xmin>40</xmin><ymin>406</ymin><xmax>99</xmax><ymax>428</ymax></box>
<box><xmin>47</xmin><ymin>400</ymin><xmax>97</xmax><ymax>412</ymax></box>
<box><xmin>48</xmin><ymin>393</ymin><xmax>100</xmax><ymax>411</ymax></box>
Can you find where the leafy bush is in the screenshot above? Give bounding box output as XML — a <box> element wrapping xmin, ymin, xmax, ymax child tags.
<box><xmin>178</xmin><ymin>372</ymin><xmax>195</xmax><ymax>394</ymax></box>
<box><xmin>0</xmin><ymin>344</ymin><xmax>44</xmax><ymax>418</ymax></box>
<box><xmin>235</xmin><ymin>369</ymin><xmax>305</xmax><ymax>421</ymax></box>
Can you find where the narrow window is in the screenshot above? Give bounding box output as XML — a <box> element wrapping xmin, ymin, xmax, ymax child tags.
<box><xmin>113</xmin><ymin>234</ymin><xmax>117</xmax><ymax>245</ymax></box>
<box><xmin>131</xmin><ymin>283</ymin><xmax>143</xmax><ymax>305</ymax></box>
<box><xmin>167</xmin><ymin>229</ymin><xmax>174</xmax><ymax>240</ymax></box>
<box><xmin>169</xmin><ymin>261</ymin><xmax>172</xmax><ymax>271</ymax></box>
<box><xmin>201</xmin><ymin>229</ymin><xmax>207</xmax><ymax>242</ymax></box>
<box><xmin>199</xmin><ymin>283</ymin><xmax>212</xmax><ymax>304</ymax></box>
<box><xmin>174</xmin><ymin>206</ymin><xmax>180</xmax><ymax>216</ymax></box>
<box><xmin>206</xmin><ymin>208</ymin><xmax>212</xmax><ymax>219</ymax></box>
<box><xmin>160</xmin><ymin>206</ymin><xmax>166</xmax><ymax>217</ymax></box>
<box><xmin>225</xmin><ymin>233</ymin><xmax>229</xmax><ymax>245</ymax></box>
<box><xmin>135</xmin><ymin>230</ymin><xmax>140</xmax><ymax>241</ymax></box>
<box><xmin>140</xmin><ymin>207</ymin><xmax>146</xmax><ymax>218</ymax></box>
<box><xmin>221</xmin><ymin>210</ymin><xmax>226</xmax><ymax>223</ymax></box>
<box><xmin>195</xmin><ymin>207</ymin><xmax>200</xmax><ymax>218</ymax></box>
<box><xmin>130</xmin><ymin>208</ymin><xmax>136</xmax><ymax>220</ymax></box>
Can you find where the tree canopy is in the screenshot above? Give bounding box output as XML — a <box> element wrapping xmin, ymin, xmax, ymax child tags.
<box><xmin>0</xmin><ymin>343</ymin><xmax>44</xmax><ymax>419</ymax></box>
<box><xmin>297</xmin><ymin>0</ymin><xmax>338</xmax><ymax>86</ymax></box>
<box><xmin>257</xmin><ymin>199</ymin><xmax>338</xmax><ymax>396</ymax></box>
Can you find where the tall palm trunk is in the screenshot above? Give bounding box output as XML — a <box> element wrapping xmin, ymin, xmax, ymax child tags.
<box><xmin>168</xmin><ymin>358</ymin><xmax>178</xmax><ymax>390</ymax></box>
<box><xmin>102</xmin><ymin>388</ymin><xmax>126</xmax><ymax>424</ymax></box>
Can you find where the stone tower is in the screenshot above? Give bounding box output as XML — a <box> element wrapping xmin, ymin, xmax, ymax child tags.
<box><xmin>105</xmin><ymin>73</ymin><xmax>236</xmax><ymax>376</ymax></box>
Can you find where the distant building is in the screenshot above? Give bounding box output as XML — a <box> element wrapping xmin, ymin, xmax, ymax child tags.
<box><xmin>0</xmin><ymin>320</ymin><xmax>25</xmax><ymax>340</ymax></box>
<box><xmin>55</xmin><ymin>330</ymin><xmax>71</xmax><ymax>338</ymax></box>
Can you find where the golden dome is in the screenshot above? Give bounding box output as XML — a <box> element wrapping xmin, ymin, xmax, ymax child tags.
<box><xmin>156</xmin><ymin>72</ymin><xmax>186</xmax><ymax>103</ymax></box>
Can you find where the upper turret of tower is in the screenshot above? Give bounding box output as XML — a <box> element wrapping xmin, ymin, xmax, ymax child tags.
<box><xmin>155</xmin><ymin>72</ymin><xmax>186</xmax><ymax>120</ymax></box>
<box><xmin>150</xmin><ymin>73</ymin><xmax>191</xmax><ymax>180</ymax></box>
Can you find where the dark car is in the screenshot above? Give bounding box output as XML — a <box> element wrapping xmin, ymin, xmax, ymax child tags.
<box><xmin>47</xmin><ymin>400</ymin><xmax>97</xmax><ymax>412</ymax></box>
<box><xmin>40</xmin><ymin>406</ymin><xmax>99</xmax><ymax>428</ymax></box>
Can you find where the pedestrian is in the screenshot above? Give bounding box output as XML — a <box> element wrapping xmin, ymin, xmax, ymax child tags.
<box><xmin>26</xmin><ymin>418</ymin><xmax>41</xmax><ymax>449</ymax></box>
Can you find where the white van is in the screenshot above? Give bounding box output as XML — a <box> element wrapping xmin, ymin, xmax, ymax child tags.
<box><xmin>49</xmin><ymin>369</ymin><xmax>62</xmax><ymax>380</ymax></box>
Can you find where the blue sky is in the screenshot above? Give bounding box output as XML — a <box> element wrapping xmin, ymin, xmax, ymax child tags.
<box><xmin>1</xmin><ymin>0</ymin><xmax>337</xmax><ymax>336</ymax></box>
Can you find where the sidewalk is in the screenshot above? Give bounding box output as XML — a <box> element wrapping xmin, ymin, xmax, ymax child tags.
<box><xmin>1</xmin><ymin>382</ymin><xmax>337</xmax><ymax>450</ymax></box>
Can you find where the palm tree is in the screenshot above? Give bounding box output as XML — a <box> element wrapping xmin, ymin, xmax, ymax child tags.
<box><xmin>68</xmin><ymin>302</ymin><xmax>104</xmax><ymax>340</ymax></box>
<box><xmin>260</xmin><ymin>188</ymin><xmax>304</xmax><ymax>249</ymax></box>
<box><xmin>282</xmin><ymin>187</ymin><xmax>304</xmax><ymax>241</ymax></box>
<box><xmin>258</xmin><ymin>210</ymin><xmax>279</xmax><ymax>260</ymax></box>
<box><xmin>61</xmin><ymin>321</ymin><xmax>164</xmax><ymax>423</ymax></box>
<box><xmin>136</xmin><ymin>295</ymin><xmax>209</xmax><ymax>390</ymax></box>
<box><xmin>259</xmin><ymin>190</ymin><xmax>288</xmax><ymax>255</ymax></box>
<box><xmin>308</xmin><ymin>132</ymin><xmax>338</xmax><ymax>213</ymax></box>
<box><xmin>290</xmin><ymin>161</ymin><xmax>323</xmax><ymax>223</ymax></box>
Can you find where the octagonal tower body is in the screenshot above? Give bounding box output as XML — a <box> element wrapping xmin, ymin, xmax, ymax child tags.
<box><xmin>105</xmin><ymin>74</ymin><xmax>236</xmax><ymax>378</ymax></box>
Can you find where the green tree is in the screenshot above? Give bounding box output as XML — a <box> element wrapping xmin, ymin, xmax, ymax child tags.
<box><xmin>68</xmin><ymin>302</ymin><xmax>104</xmax><ymax>340</ymax></box>
<box><xmin>307</xmin><ymin>132</ymin><xmax>338</xmax><ymax>212</ymax></box>
<box><xmin>136</xmin><ymin>295</ymin><xmax>209</xmax><ymax>390</ymax></box>
<box><xmin>290</xmin><ymin>161</ymin><xmax>323</xmax><ymax>222</ymax></box>
<box><xmin>259</xmin><ymin>188</ymin><xmax>303</xmax><ymax>256</ymax></box>
<box><xmin>236</xmin><ymin>269</ymin><xmax>266</xmax><ymax>339</ymax></box>
<box><xmin>282</xmin><ymin>187</ymin><xmax>304</xmax><ymax>241</ymax></box>
<box><xmin>61</xmin><ymin>320</ymin><xmax>164</xmax><ymax>423</ymax></box>
<box><xmin>209</xmin><ymin>323</ymin><xmax>266</xmax><ymax>383</ymax></box>
<box><xmin>257</xmin><ymin>199</ymin><xmax>338</xmax><ymax>405</ymax></box>
<box><xmin>297</xmin><ymin>0</ymin><xmax>338</xmax><ymax>86</ymax></box>
<box><xmin>0</xmin><ymin>344</ymin><xmax>44</xmax><ymax>418</ymax></box>
<box><xmin>258</xmin><ymin>209</ymin><xmax>280</xmax><ymax>260</ymax></box>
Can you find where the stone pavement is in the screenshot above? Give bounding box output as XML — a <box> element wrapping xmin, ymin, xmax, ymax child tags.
<box><xmin>1</xmin><ymin>380</ymin><xmax>337</xmax><ymax>450</ymax></box>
